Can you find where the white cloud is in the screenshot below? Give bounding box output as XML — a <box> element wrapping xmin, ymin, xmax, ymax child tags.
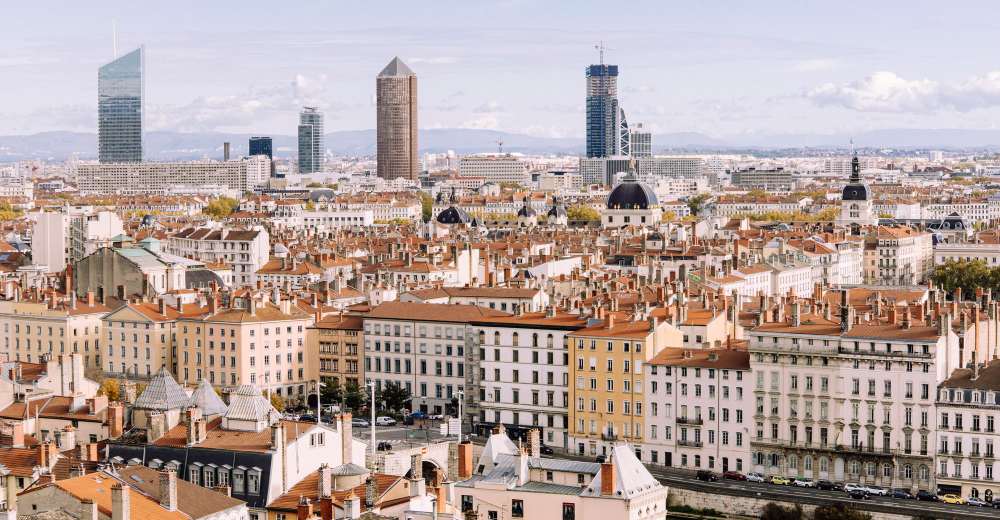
<box><xmin>408</xmin><ymin>56</ymin><xmax>458</xmax><ymax>65</ymax></box>
<box><xmin>794</xmin><ymin>59</ymin><xmax>838</xmax><ymax>72</ymax></box>
<box><xmin>806</xmin><ymin>70</ymin><xmax>1000</xmax><ymax>113</ymax></box>
<box><xmin>459</xmin><ymin>113</ymin><xmax>499</xmax><ymax>130</ymax></box>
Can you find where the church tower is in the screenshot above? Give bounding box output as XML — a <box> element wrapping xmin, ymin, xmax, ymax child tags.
<box><xmin>837</xmin><ymin>153</ymin><xmax>874</xmax><ymax>227</ymax></box>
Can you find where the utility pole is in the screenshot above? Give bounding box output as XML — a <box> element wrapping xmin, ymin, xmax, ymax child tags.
<box><xmin>367</xmin><ymin>380</ymin><xmax>376</xmax><ymax>468</ymax></box>
<box><xmin>456</xmin><ymin>390</ymin><xmax>465</xmax><ymax>441</ymax></box>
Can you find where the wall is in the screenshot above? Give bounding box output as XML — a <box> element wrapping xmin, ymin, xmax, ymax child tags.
<box><xmin>668</xmin><ymin>487</ymin><xmax>912</xmax><ymax>520</ymax></box>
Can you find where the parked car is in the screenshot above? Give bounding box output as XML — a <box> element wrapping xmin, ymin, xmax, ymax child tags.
<box><xmin>847</xmin><ymin>488</ymin><xmax>869</xmax><ymax>500</ymax></box>
<box><xmin>696</xmin><ymin>470</ymin><xmax>719</xmax><ymax>482</ymax></box>
<box><xmin>940</xmin><ymin>494</ymin><xmax>965</xmax><ymax>505</ymax></box>
<box><xmin>816</xmin><ymin>480</ymin><xmax>842</xmax><ymax>491</ymax></box>
<box><xmin>376</xmin><ymin>441</ymin><xmax>393</xmax><ymax>451</ymax></box>
<box><xmin>865</xmin><ymin>486</ymin><xmax>888</xmax><ymax>497</ymax></box>
<box><xmin>351</xmin><ymin>418</ymin><xmax>370</xmax><ymax>427</ymax></box>
<box><xmin>793</xmin><ymin>478</ymin><xmax>816</xmax><ymax>488</ymax></box>
<box><xmin>299</xmin><ymin>414</ymin><xmax>316</xmax><ymax>422</ymax></box>
<box><xmin>966</xmin><ymin>496</ymin><xmax>989</xmax><ymax>507</ymax></box>
<box><xmin>428</xmin><ymin>414</ymin><xmax>445</xmax><ymax>420</ymax></box>
<box><xmin>915</xmin><ymin>490</ymin><xmax>939</xmax><ymax>501</ymax></box>
<box><xmin>722</xmin><ymin>471</ymin><xmax>746</xmax><ymax>481</ymax></box>
<box><xmin>375</xmin><ymin>416</ymin><xmax>397</xmax><ymax>426</ymax></box>
<box><xmin>746</xmin><ymin>472</ymin><xmax>765</xmax><ymax>483</ymax></box>
<box><xmin>992</xmin><ymin>498</ymin><xmax>1000</xmax><ymax>508</ymax></box>
<box><xmin>539</xmin><ymin>445</ymin><xmax>555</xmax><ymax>455</ymax></box>
<box><xmin>844</xmin><ymin>483</ymin><xmax>867</xmax><ymax>494</ymax></box>
<box><xmin>891</xmin><ymin>489</ymin><xmax>914</xmax><ymax>499</ymax></box>
<box><xmin>768</xmin><ymin>475</ymin><xmax>791</xmax><ymax>485</ymax></box>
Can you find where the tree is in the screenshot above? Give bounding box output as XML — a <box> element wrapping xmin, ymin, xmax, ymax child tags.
<box><xmin>343</xmin><ymin>381</ymin><xmax>367</xmax><ymax>412</ymax></box>
<box><xmin>661</xmin><ymin>211</ymin><xmax>677</xmax><ymax>222</ymax></box>
<box><xmin>813</xmin><ymin>504</ymin><xmax>871</xmax><ymax>520</ymax></box>
<box><xmin>320</xmin><ymin>377</ymin><xmax>343</xmax><ymax>405</ymax></box>
<box><xmin>760</xmin><ymin>503</ymin><xmax>802</xmax><ymax>520</ymax></box>
<box><xmin>379</xmin><ymin>381</ymin><xmax>411</xmax><ymax>413</ymax></box>
<box><xmin>203</xmin><ymin>197</ymin><xmax>239</xmax><ymax>219</ymax></box>
<box><xmin>267</xmin><ymin>391</ymin><xmax>285</xmax><ymax>411</ymax></box>
<box><xmin>0</xmin><ymin>203</ymin><xmax>23</xmax><ymax>222</ymax></box>
<box><xmin>306</xmin><ymin>182</ymin><xmax>324</xmax><ymax>188</ymax></box>
<box><xmin>97</xmin><ymin>379</ymin><xmax>121</xmax><ymax>401</ymax></box>
<box><xmin>687</xmin><ymin>193</ymin><xmax>712</xmax><ymax>216</ymax></box>
<box><xmin>420</xmin><ymin>192</ymin><xmax>434</xmax><ymax>222</ymax></box>
<box><xmin>931</xmin><ymin>259</ymin><xmax>995</xmax><ymax>300</ymax></box>
<box><xmin>567</xmin><ymin>204</ymin><xmax>600</xmax><ymax>222</ymax></box>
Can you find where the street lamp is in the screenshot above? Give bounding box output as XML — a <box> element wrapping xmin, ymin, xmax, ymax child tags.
<box><xmin>455</xmin><ymin>390</ymin><xmax>464</xmax><ymax>441</ymax></box>
<box><xmin>367</xmin><ymin>380</ymin><xmax>376</xmax><ymax>467</ymax></box>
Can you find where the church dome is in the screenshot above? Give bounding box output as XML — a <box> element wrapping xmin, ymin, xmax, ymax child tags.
<box><xmin>842</xmin><ymin>184</ymin><xmax>870</xmax><ymax>201</ymax></box>
<box><xmin>436</xmin><ymin>206</ymin><xmax>472</xmax><ymax>225</ymax></box>
<box><xmin>607</xmin><ymin>177</ymin><xmax>658</xmax><ymax>210</ymax></box>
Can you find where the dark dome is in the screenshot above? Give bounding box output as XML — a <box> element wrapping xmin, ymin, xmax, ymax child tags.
<box><xmin>141</xmin><ymin>214</ymin><xmax>157</xmax><ymax>227</ymax></box>
<box><xmin>436</xmin><ymin>206</ymin><xmax>472</xmax><ymax>225</ymax></box>
<box><xmin>547</xmin><ymin>204</ymin><xmax>567</xmax><ymax>218</ymax></box>
<box><xmin>517</xmin><ymin>205</ymin><xmax>536</xmax><ymax>217</ymax></box>
<box><xmin>309</xmin><ymin>189</ymin><xmax>336</xmax><ymax>202</ymax></box>
<box><xmin>607</xmin><ymin>180</ymin><xmax>658</xmax><ymax>209</ymax></box>
<box><xmin>842</xmin><ymin>183</ymin><xmax>869</xmax><ymax>201</ymax></box>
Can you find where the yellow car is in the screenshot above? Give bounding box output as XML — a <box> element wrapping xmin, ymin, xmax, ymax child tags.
<box><xmin>940</xmin><ymin>494</ymin><xmax>965</xmax><ymax>505</ymax></box>
<box><xmin>768</xmin><ymin>475</ymin><xmax>791</xmax><ymax>485</ymax></box>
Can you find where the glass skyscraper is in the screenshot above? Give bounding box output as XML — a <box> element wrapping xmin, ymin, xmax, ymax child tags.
<box><xmin>585</xmin><ymin>64</ymin><xmax>619</xmax><ymax>158</ymax></box>
<box><xmin>297</xmin><ymin>107</ymin><xmax>324</xmax><ymax>173</ymax></box>
<box><xmin>98</xmin><ymin>47</ymin><xmax>144</xmax><ymax>163</ymax></box>
<box><xmin>249</xmin><ymin>136</ymin><xmax>277</xmax><ymax>178</ymax></box>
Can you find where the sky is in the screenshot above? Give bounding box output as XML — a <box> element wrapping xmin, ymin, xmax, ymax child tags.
<box><xmin>5</xmin><ymin>0</ymin><xmax>1000</xmax><ymax>140</ymax></box>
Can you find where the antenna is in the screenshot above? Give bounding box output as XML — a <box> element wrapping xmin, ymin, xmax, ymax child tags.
<box><xmin>497</xmin><ymin>138</ymin><xmax>504</xmax><ymax>154</ymax></box>
<box><xmin>595</xmin><ymin>41</ymin><xmax>605</xmax><ymax>65</ymax></box>
<box><xmin>112</xmin><ymin>19</ymin><xmax>118</xmax><ymax>59</ymax></box>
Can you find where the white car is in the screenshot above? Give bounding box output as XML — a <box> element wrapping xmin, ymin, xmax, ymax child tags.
<box><xmin>375</xmin><ymin>416</ymin><xmax>397</xmax><ymax>426</ymax></box>
<box><xmin>844</xmin><ymin>483</ymin><xmax>867</xmax><ymax>494</ymax></box>
<box><xmin>428</xmin><ymin>414</ymin><xmax>444</xmax><ymax>420</ymax></box>
<box><xmin>865</xmin><ymin>486</ymin><xmax>888</xmax><ymax>497</ymax></box>
<box><xmin>746</xmin><ymin>472</ymin><xmax>765</xmax><ymax>483</ymax></box>
<box><xmin>793</xmin><ymin>478</ymin><xmax>816</xmax><ymax>488</ymax></box>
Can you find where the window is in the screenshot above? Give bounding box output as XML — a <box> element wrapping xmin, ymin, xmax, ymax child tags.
<box><xmin>562</xmin><ymin>504</ymin><xmax>575</xmax><ymax>520</ymax></box>
<box><xmin>511</xmin><ymin>499</ymin><xmax>524</xmax><ymax>518</ymax></box>
<box><xmin>248</xmin><ymin>471</ymin><xmax>260</xmax><ymax>494</ymax></box>
<box><xmin>188</xmin><ymin>466</ymin><xmax>201</xmax><ymax>485</ymax></box>
<box><xmin>233</xmin><ymin>471</ymin><xmax>245</xmax><ymax>493</ymax></box>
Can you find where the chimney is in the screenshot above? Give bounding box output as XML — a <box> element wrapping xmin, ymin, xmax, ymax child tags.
<box><xmin>185</xmin><ymin>408</ymin><xmax>206</xmax><ymax>445</ymax></box>
<box><xmin>364</xmin><ymin>476</ymin><xmax>377</xmax><ymax>508</ymax></box>
<box><xmin>600</xmin><ymin>462</ymin><xmax>615</xmax><ymax>496</ymax></box>
<box><xmin>343</xmin><ymin>493</ymin><xmax>361</xmax><ymax>520</ymax></box>
<box><xmin>158</xmin><ymin>470</ymin><xmax>177</xmax><ymax>512</ymax></box>
<box><xmin>158</xmin><ymin>298</ymin><xmax>166</xmax><ymax>315</ymax></box>
<box><xmin>528</xmin><ymin>428</ymin><xmax>541</xmax><ymax>458</ymax></box>
<box><xmin>79</xmin><ymin>443</ymin><xmax>99</xmax><ymax>463</ymax></box>
<box><xmin>791</xmin><ymin>301</ymin><xmax>800</xmax><ymax>327</ymax></box>
<box><xmin>317</xmin><ymin>464</ymin><xmax>332</xmax><ymax>499</ymax></box>
<box><xmin>901</xmin><ymin>306</ymin><xmax>912</xmax><ymax>329</ymax></box>
<box><xmin>208</xmin><ymin>295</ymin><xmax>218</xmax><ymax>315</ymax></box>
<box><xmin>111</xmin><ymin>483</ymin><xmax>130</xmax><ymax>520</ymax></box>
<box><xmin>457</xmin><ymin>441</ymin><xmax>473</xmax><ymax>479</ymax></box>
<box><xmin>839</xmin><ymin>290</ymin><xmax>851</xmax><ymax>333</ymax></box>
<box><xmin>80</xmin><ymin>499</ymin><xmax>97</xmax><ymax>520</ymax></box>
<box><xmin>57</xmin><ymin>426</ymin><xmax>76</xmax><ymax>451</ymax></box>
<box><xmin>107</xmin><ymin>402</ymin><xmax>124</xmax><ymax>438</ymax></box>
<box><xmin>86</xmin><ymin>291</ymin><xmax>95</xmax><ymax>307</ymax></box>
<box><xmin>317</xmin><ymin>498</ymin><xmax>333</xmax><ymax>520</ymax></box>
<box><xmin>37</xmin><ymin>442</ymin><xmax>56</xmax><ymax>468</ymax></box>
<box><xmin>297</xmin><ymin>497</ymin><xmax>313</xmax><ymax>520</ymax></box>
<box><xmin>5</xmin><ymin>423</ymin><xmax>24</xmax><ymax>449</ymax></box>
<box><xmin>340</xmin><ymin>413</ymin><xmax>353</xmax><ymax>464</ymax></box>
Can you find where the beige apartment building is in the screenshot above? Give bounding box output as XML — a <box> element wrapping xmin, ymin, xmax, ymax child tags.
<box><xmin>307</xmin><ymin>313</ymin><xmax>364</xmax><ymax>389</ymax></box>
<box><xmin>101</xmin><ymin>298</ymin><xmax>208</xmax><ymax>378</ymax></box>
<box><xmin>0</xmin><ymin>293</ymin><xmax>111</xmax><ymax>370</ymax></box>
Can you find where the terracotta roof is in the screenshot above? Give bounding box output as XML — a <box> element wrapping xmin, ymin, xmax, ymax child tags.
<box><xmin>118</xmin><ymin>466</ymin><xmax>244</xmax><ymax>519</ymax></box>
<box><xmin>365</xmin><ymin>301</ymin><xmax>510</xmax><ymax>323</ymax></box>
<box><xmin>268</xmin><ymin>472</ymin><xmax>403</xmax><ymax>511</ymax></box>
<box><xmin>313</xmin><ymin>315</ymin><xmax>364</xmax><ymax>331</ymax></box>
<box><xmin>41</xmin><ymin>472</ymin><xmax>188</xmax><ymax>520</ymax></box>
<box><xmin>0</xmin><ymin>446</ymin><xmax>45</xmax><ymax>476</ymax></box>
<box><xmin>648</xmin><ymin>347</ymin><xmax>750</xmax><ymax>370</ymax></box>
<box><xmin>152</xmin><ymin>417</ymin><xmax>314</xmax><ymax>452</ymax></box>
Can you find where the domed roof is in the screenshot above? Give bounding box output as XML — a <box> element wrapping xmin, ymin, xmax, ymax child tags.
<box><xmin>607</xmin><ymin>176</ymin><xmax>658</xmax><ymax>210</ymax></box>
<box><xmin>141</xmin><ymin>214</ymin><xmax>157</xmax><ymax>227</ymax></box>
<box><xmin>309</xmin><ymin>189</ymin><xmax>336</xmax><ymax>202</ymax></box>
<box><xmin>516</xmin><ymin>198</ymin><xmax>536</xmax><ymax>217</ymax></box>
<box><xmin>842</xmin><ymin>183</ymin><xmax>869</xmax><ymax>201</ymax></box>
<box><xmin>547</xmin><ymin>197</ymin><xmax>567</xmax><ymax>218</ymax></box>
<box><xmin>436</xmin><ymin>205</ymin><xmax>472</xmax><ymax>225</ymax></box>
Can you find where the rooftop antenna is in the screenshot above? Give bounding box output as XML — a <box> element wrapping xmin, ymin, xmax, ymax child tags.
<box><xmin>112</xmin><ymin>19</ymin><xmax>118</xmax><ymax>59</ymax></box>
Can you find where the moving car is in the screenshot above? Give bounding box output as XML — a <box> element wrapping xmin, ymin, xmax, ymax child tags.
<box><xmin>746</xmin><ymin>472</ymin><xmax>765</xmax><ymax>483</ymax></box>
<box><xmin>865</xmin><ymin>486</ymin><xmax>888</xmax><ymax>497</ymax></box>
<box><xmin>816</xmin><ymin>480</ymin><xmax>842</xmax><ymax>491</ymax></box>
<box><xmin>696</xmin><ymin>470</ymin><xmax>719</xmax><ymax>482</ymax></box>
<box><xmin>915</xmin><ymin>490</ymin><xmax>938</xmax><ymax>501</ymax></box>
<box><xmin>891</xmin><ymin>489</ymin><xmax>914</xmax><ymax>499</ymax></box>
<box><xmin>722</xmin><ymin>471</ymin><xmax>746</xmax><ymax>481</ymax></box>
<box><xmin>966</xmin><ymin>496</ymin><xmax>989</xmax><ymax>507</ymax></box>
<box><xmin>768</xmin><ymin>475</ymin><xmax>791</xmax><ymax>485</ymax></box>
<box><xmin>351</xmin><ymin>418</ymin><xmax>370</xmax><ymax>427</ymax></box>
<box><xmin>940</xmin><ymin>494</ymin><xmax>965</xmax><ymax>505</ymax></box>
<box><xmin>847</xmin><ymin>488</ymin><xmax>869</xmax><ymax>500</ymax></box>
<box><xmin>792</xmin><ymin>478</ymin><xmax>816</xmax><ymax>488</ymax></box>
<box><xmin>375</xmin><ymin>416</ymin><xmax>397</xmax><ymax>426</ymax></box>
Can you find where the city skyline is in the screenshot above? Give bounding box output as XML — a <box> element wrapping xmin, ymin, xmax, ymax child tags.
<box><xmin>5</xmin><ymin>1</ymin><xmax>1000</xmax><ymax>142</ymax></box>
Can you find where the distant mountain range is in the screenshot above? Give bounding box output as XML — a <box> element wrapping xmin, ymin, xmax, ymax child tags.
<box><xmin>3</xmin><ymin>127</ymin><xmax>1000</xmax><ymax>162</ymax></box>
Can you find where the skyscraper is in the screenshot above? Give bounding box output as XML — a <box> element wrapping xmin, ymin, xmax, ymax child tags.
<box><xmin>376</xmin><ymin>57</ymin><xmax>419</xmax><ymax>181</ymax></box>
<box><xmin>630</xmin><ymin>123</ymin><xmax>652</xmax><ymax>157</ymax></box>
<box><xmin>98</xmin><ymin>46</ymin><xmax>144</xmax><ymax>163</ymax></box>
<box><xmin>297</xmin><ymin>107</ymin><xmax>324</xmax><ymax>174</ymax></box>
<box><xmin>585</xmin><ymin>63</ymin><xmax>619</xmax><ymax>158</ymax></box>
<box><xmin>249</xmin><ymin>136</ymin><xmax>277</xmax><ymax>177</ymax></box>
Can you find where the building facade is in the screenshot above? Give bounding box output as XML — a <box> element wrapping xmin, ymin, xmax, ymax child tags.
<box><xmin>586</xmin><ymin>64</ymin><xmax>620</xmax><ymax>158</ymax></box>
<box><xmin>98</xmin><ymin>47</ymin><xmax>144</xmax><ymax>163</ymax></box>
<box><xmin>77</xmin><ymin>157</ymin><xmax>270</xmax><ymax>196</ymax></box>
<box><xmin>298</xmin><ymin>107</ymin><xmax>324</xmax><ymax>174</ymax></box>
<box><xmin>376</xmin><ymin>57</ymin><xmax>419</xmax><ymax>181</ymax></box>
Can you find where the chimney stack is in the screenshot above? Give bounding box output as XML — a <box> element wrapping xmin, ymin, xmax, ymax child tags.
<box><xmin>297</xmin><ymin>497</ymin><xmax>313</xmax><ymax>520</ymax></box>
<box><xmin>111</xmin><ymin>483</ymin><xmax>131</xmax><ymax>520</ymax></box>
<box><xmin>158</xmin><ymin>470</ymin><xmax>177</xmax><ymax>512</ymax></box>
<box><xmin>457</xmin><ymin>441</ymin><xmax>473</xmax><ymax>479</ymax></box>
<box><xmin>600</xmin><ymin>462</ymin><xmax>615</xmax><ymax>496</ymax></box>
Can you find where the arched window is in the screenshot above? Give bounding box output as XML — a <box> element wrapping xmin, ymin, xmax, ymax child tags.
<box><xmin>804</xmin><ymin>456</ymin><xmax>813</xmax><ymax>471</ymax></box>
<box><xmin>866</xmin><ymin>462</ymin><xmax>876</xmax><ymax>477</ymax></box>
<box><xmin>478</xmin><ymin>331</ymin><xmax>485</xmax><ymax>345</ymax></box>
<box><xmin>883</xmin><ymin>463</ymin><xmax>892</xmax><ymax>477</ymax></box>
<box><xmin>850</xmin><ymin>461</ymin><xmax>860</xmax><ymax>475</ymax></box>
<box><xmin>972</xmin><ymin>487</ymin><xmax>980</xmax><ymax>499</ymax></box>
<box><xmin>903</xmin><ymin>464</ymin><xmax>913</xmax><ymax>479</ymax></box>
<box><xmin>819</xmin><ymin>457</ymin><xmax>829</xmax><ymax>472</ymax></box>
<box><xmin>493</xmin><ymin>331</ymin><xmax>500</xmax><ymax>345</ymax></box>
<box><xmin>769</xmin><ymin>453</ymin><xmax>779</xmax><ymax>467</ymax></box>
<box><xmin>512</xmin><ymin>332</ymin><xmax>519</xmax><ymax>346</ymax></box>
<box><xmin>532</xmin><ymin>333</ymin><xmax>539</xmax><ymax>347</ymax></box>
<box><xmin>789</xmin><ymin>455</ymin><xmax>798</xmax><ymax>470</ymax></box>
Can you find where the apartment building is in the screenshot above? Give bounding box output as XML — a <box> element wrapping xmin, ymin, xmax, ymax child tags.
<box><xmin>568</xmin><ymin>307</ymin><xmax>683</xmax><ymax>457</ymax></box>
<box><xmin>864</xmin><ymin>226</ymin><xmax>934</xmax><ymax>286</ymax></box>
<box><xmin>100</xmin><ymin>298</ymin><xmax>208</xmax><ymax>378</ymax></box>
<box><xmin>165</xmin><ymin>226</ymin><xmax>270</xmax><ymax>286</ymax></box>
<box><xmin>0</xmin><ymin>293</ymin><xmax>110</xmax><ymax>370</ymax></box>
<box><xmin>471</xmin><ymin>309</ymin><xmax>587</xmax><ymax>449</ymax></box>
<box><xmin>29</xmin><ymin>209</ymin><xmax>123</xmax><ymax>273</ymax></box>
<box><xmin>176</xmin><ymin>296</ymin><xmax>312</xmax><ymax>400</ymax></box>
<box><xmin>308</xmin><ymin>313</ymin><xmax>364</xmax><ymax>389</ymax></box>
<box><xmin>76</xmin><ymin>156</ymin><xmax>270</xmax><ymax>196</ymax></box>
<box><xmin>935</xmin><ymin>360</ymin><xmax>1000</xmax><ymax>501</ymax></box>
<box><xmin>362</xmin><ymin>301</ymin><xmax>508</xmax><ymax>418</ymax></box>
<box><xmin>458</xmin><ymin>154</ymin><xmax>530</xmax><ymax>185</ymax></box>
<box><xmin>400</xmin><ymin>286</ymin><xmax>548</xmax><ymax>313</ymax></box>
<box><xmin>644</xmin><ymin>347</ymin><xmax>753</xmax><ymax>473</ymax></box>
<box><xmin>748</xmin><ymin>298</ymin><xmax>958</xmax><ymax>493</ymax></box>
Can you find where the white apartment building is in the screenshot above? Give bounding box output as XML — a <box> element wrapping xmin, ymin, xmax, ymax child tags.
<box><xmin>300</xmin><ymin>208</ymin><xmax>374</xmax><ymax>230</ymax></box>
<box><xmin>29</xmin><ymin>209</ymin><xmax>124</xmax><ymax>273</ymax></box>
<box><xmin>749</xmin><ymin>303</ymin><xmax>959</xmax><ymax>493</ymax></box>
<box><xmin>935</xmin><ymin>361</ymin><xmax>1000</xmax><ymax>501</ymax></box>
<box><xmin>864</xmin><ymin>226</ymin><xmax>934</xmax><ymax>286</ymax></box>
<box><xmin>363</xmin><ymin>302</ymin><xmax>509</xmax><ymax>419</ymax></box>
<box><xmin>165</xmin><ymin>226</ymin><xmax>270</xmax><ymax>286</ymax></box>
<box><xmin>934</xmin><ymin>243</ymin><xmax>1000</xmax><ymax>266</ymax></box>
<box><xmin>459</xmin><ymin>154</ymin><xmax>530</xmax><ymax>185</ymax></box>
<box><xmin>644</xmin><ymin>348</ymin><xmax>753</xmax><ymax>473</ymax></box>
<box><xmin>76</xmin><ymin>156</ymin><xmax>270</xmax><ymax>196</ymax></box>
<box><xmin>69</xmin><ymin>211</ymin><xmax>124</xmax><ymax>262</ymax></box>
<box><xmin>472</xmin><ymin>310</ymin><xmax>586</xmax><ymax>449</ymax></box>
<box><xmin>923</xmin><ymin>199</ymin><xmax>1000</xmax><ymax>225</ymax></box>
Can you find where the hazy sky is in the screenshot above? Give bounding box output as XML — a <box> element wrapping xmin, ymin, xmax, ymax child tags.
<box><xmin>5</xmin><ymin>0</ymin><xmax>1000</xmax><ymax>139</ymax></box>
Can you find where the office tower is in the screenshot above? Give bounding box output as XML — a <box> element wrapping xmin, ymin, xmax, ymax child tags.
<box><xmin>223</xmin><ymin>142</ymin><xmax>230</xmax><ymax>161</ymax></box>
<box><xmin>376</xmin><ymin>57</ymin><xmax>419</xmax><ymax>180</ymax></box>
<box><xmin>585</xmin><ymin>63</ymin><xmax>619</xmax><ymax>158</ymax></box>
<box><xmin>249</xmin><ymin>136</ymin><xmax>277</xmax><ymax>177</ymax></box>
<box><xmin>298</xmin><ymin>107</ymin><xmax>324</xmax><ymax>173</ymax></box>
<box><xmin>98</xmin><ymin>47</ymin><xmax>144</xmax><ymax>163</ymax></box>
<box><xmin>618</xmin><ymin>107</ymin><xmax>630</xmax><ymax>156</ymax></box>
<box><xmin>630</xmin><ymin>123</ymin><xmax>652</xmax><ymax>157</ymax></box>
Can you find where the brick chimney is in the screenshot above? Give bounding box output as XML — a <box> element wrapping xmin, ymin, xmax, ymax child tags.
<box><xmin>340</xmin><ymin>413</ymin><xmax>353</xmax><ymax>464</ymax></box>
<box><xmin>317</xmin><ymin>464</ymin><xmax>332</xmax><ymax>499</ymax></box>
<box><xmin>528</xmin><ymin>428</ymin><xmax>541</xmax><ymax>458</ymax></box>
<box><xmin>457</xmin><ymin>441</ymin><xmax>473</xmax><ymax>479</ymax></box>
<box><xmin>600</xmin><ymin>462</ymin><xmax>615</xmax><ymax>496</ymax></box>
<box><xmin>317</xmin><ymin>498</ymin><xmax>333</xmax><ymax>520</ymax></box>
<box><xmin>111</xmin><ymin>483</ymin><xmax>130</xmax><ymax>520</ymax></box>
<box><xmin>297</xmin><ymin>497</ymin><xmax>313</xmax><ymax>520</ymax></box>
<box><xmin>107</xmin><ymin>403</ymin><xmax>124</xmax><ymax>438</ymax></box>
<box><xmin>158</xmin><ymin>470</ymin><xmax>177</xmax><ymax>512</ymax></box>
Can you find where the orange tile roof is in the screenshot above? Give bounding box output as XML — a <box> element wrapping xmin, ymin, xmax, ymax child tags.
<box><xmin>268</xmin><ymin>472</ymin><xmax>403</xmax><ymax>512</ymax></box>
<box><xmin>41</xmin><ymin>472</ymin><xmax>189</xmax><ymax>520</ymax></box>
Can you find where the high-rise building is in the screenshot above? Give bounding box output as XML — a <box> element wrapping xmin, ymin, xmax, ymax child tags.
<box><xmin>586</xmin><ymin>64</ymin><xmax>619</xmax><ymax>158</ymax></box>
<box><xmin>249</xmin><ymin>136</ymin><xmax>277</xmax><ymax>177</ymax></box>
<box><xmin>297</xmin><ymin>107</ymin><xmax>324</xmax><ymax>174</ymax></box>
<box><xmin>376</xmin><ymin>57</ymin><xmax>419</xmax><ymax>180</ymax></box>
<box><xmin>98</xmin><ymin>47</ymin><xmax>144</xmax><ymax>163</ymax></box>
<box><xmin>630</xmin><ymin>123</ymin><xmax>652</xmax><ymax>157</ymax></box>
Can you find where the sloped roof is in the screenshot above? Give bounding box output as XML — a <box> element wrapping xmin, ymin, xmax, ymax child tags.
<box><xmin>580</xmin><ymin>445</ymin><xmax>661</xmax><ymax>499</ymax></box>
<box><xmin>134</xmin><ymin>368</ymin><xmax>190</xmax><ymax>411</ymax></box>
<box><xmin>188</xmin><ymin>379</ymin><xmax>228</xmax><ymax>416</ymax></box>
<box><xmin>475</xmin><ymin>431</ymin><xmax>517</xmax><ymax>473</ymax></box>
<box><xmin>223</xmin><ymin>384</ymin><xmax>279</xmax><ymax>424</ymax></box>
<box><xmin>378</xmin><ymin>56</ymin><xmax>414</xmax><ymax>78</ymax></box>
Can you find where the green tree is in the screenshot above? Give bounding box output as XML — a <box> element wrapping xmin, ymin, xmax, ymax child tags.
<box><xmin>343</xmin><ymin>381</ymin><xmax>367</xmax><ymax>412</ymax></box>
<box><xmin>378</xmin><ymin>381</ymin><xmax>411</xmax><ymax>413</ymax></box>
<box><xmin>0</xmin><ymin>203</ymin><xmax>24</xmax><ymax>222</ymax></box>
<box><xmin>813</xmin><ymin>504</ymin><xmax>871</xmax><ymax>520</ymax></box>
<box><xmin>203</xmin><ymin>197</ymin><xmax>239</xmax><ymax>219</ymax></box>
<box><xmin>567</xmin><ymin>204</ymin><xmax>600</xmax><ymax>222</ymax></box>
<box><xmin>306</xmin><ymin>181</ymin><xmax>324</xmax><ymax>188</ymax></box>
<box><xmin>687</xmin><ymin>193</ymin><xmax>712</xmax><ymax>216</ymax></box>
<box><xmin>420</xmin><ymin>192</ymin><xmax>434</xmax><ymax>222</ymax></box>
<box><xmin>320</xmin><ymin>377</ymin><xmax>343</xmax><ymax>405</ymax></box>
<box><xmin>931</xmin><ymin>259</ymin><xmax>995</xmax><ymax>300</ymax></box>
<box><xmin>760</xmin><ymin>503</ymin><xmax>802</xmax><ymax>520</ymax></box>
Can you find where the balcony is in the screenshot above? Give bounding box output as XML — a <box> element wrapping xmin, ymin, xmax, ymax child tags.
<box><xmin>836</xmin><ymin>346</ymin><xmax>932</xmax><ymax>359</ymax></box>
<box><xmin>678</xmin><ymin>440</ymin><xmax>703</xmax><ymax>448</ymax></box>
<box><xmin>601</xmin><ymin>433</ymin><xmax>619</xmax><ymax>442</ymax></box>
<box><xmin>676</xmin><ymin>417</ymin><xmax>703</xmax><ymax>426</ymax></box>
